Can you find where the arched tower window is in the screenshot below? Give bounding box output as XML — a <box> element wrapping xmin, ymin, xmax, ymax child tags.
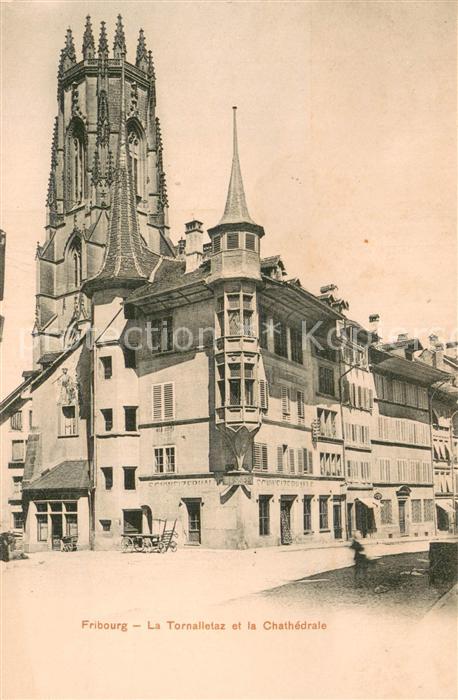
<box><xmin>66</xmin><ymin>119</ymin><xmax>87</xmax><ymax>210</ymax></box>
<box><xmin>69</xmin><ymin>238</ymin><xmax>82</xmax><ymax>289</ymax></box>
<box><xmin>127</xmin><ymin>120</ymin><xmax>146</xmax><ymax>200</ymax></box>
<box><xmin>73</xmin><ymin>136</ymin><xmax>84</xmax><ymax>205</ymax></box>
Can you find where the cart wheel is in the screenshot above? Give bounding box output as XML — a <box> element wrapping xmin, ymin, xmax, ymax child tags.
<box><xmin>157</xmin><ymin>542</ymin><xmax>166</xmax><ymax>553</ymax></box>
<box><xmin>134</xmin><ymin>537</ymin><xmax>145</xmax><ymax>553</ymax></box>
<box><xmin>144</xmin><ymin>538</ymin><xmax>153</xmax><ymax>552</ymax></box>
<box><xmin>122</xmin><ymin>537</ymin><xmax>132</xmax><ymax>553</ymax></box>
<box><xmin>170</xmin><ymin>541</ymin><xmax>177</xmax><ymax>553</ymax></box>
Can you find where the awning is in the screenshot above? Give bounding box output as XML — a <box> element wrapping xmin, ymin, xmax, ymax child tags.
<box><xmin>355</xmin><ymin>497</ymin><xmax>380</xmax><ymax>509</ymax></box>
<box><xmin>436</xmin><ymin>501</ymin><xmax>455</xmax><ymax>515</ymax></box>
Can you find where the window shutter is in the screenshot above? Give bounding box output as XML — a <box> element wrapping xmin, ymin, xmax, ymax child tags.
<box><xmin>308</xmin><ymin>450</ymin><xmax>313</xmax><ymax>474</ymax></box>
<box><xmin>351</xmin><ymin>383</ymin><xmax>356</xmax><ymax>406</ymax></box>
<box><xmin>368</xmin><ymin>389</ymin><xmax>374</xmax><ymax>410</ymax></box>
<box><xmin>342</xmin><ymin>379</ymin><xmax>350</xmax><ymax>404</ymax></box>
<box><xmin>152</xmin><ymin>384</ymin><xmax>162</xmax><ymax>421</ymax></box>
<box><xmin>297</xmin><ymin>448</ymin><xmax>304</xmax><ymax>474</ymax></box>
<box><xmin>289</xmin><ymin>448</ymin><xmax>295</xmax><ymax>473</ymax></box>
<box><xmin>281</xmin><ymin>386</ymin><xmax>290</xmax><ymax>416</ymax></box>
<box><xmin>277</xmin><ymin>446</ymin><xmax>283</xmax><ymax>472</ymax></box>
<box><xmin>253</xmin><ymin>443</ymin><xmax>261</xmax><ymax>469</ymax></box>
<box><xmin>261</xmin><ymin>445</ymin><xmax>268</xmax><ymax>471</ymax></box>
<box><xmin>163</xmin><ymin>383</ymin><xmax>174</xmax><ymax>420</ymax></box>
<box><xmin>259</xmin><ymin>380</ymin><xmax>269</xmax><ymax>411</ymax></box>
<box><xmin>297</xmin><ymin>389</ymin><xmax>305</xmax><ymax>421</ymax></box>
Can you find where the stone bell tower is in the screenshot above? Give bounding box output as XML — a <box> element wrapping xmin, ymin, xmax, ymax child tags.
<box><xmin>33</xmin><ymin>15</ymin><xmax>174</xmax><ymax>366</ymax></box>
<box><xmin>207</xmin><ymin>108</ymin><xmax>266</xmax><ymax>471</ymax></box>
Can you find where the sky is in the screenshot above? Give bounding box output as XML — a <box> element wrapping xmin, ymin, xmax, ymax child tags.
<box><xmin>0</xmin><ymin>0</ymin><xmax>456</xmax><ymax>395</ymax></box>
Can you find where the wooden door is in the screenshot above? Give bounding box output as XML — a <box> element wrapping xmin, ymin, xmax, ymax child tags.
<box><xmin>399</xmin><ymin>500</ymin><xmax>407</xmax><ymax>535</ymax></box>
<box><xmin>186</xmin><ymin>502</ymin><xmax>201</xmax><ymax>544</ymax></box>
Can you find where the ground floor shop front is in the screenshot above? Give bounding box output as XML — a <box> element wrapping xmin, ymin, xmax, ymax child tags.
<box><xmin>22</xmin><ymin>493</ymin><xmax>90</xmax><ymax>552</ymax></box>
<box><xmin>90</xmin><ymin>474</ymin><xmax>439</xmax><ymax>550</ymax></box>
<box><xmin>19</xmin><ymin>475</ymin><xmax>440</xmax><ymax>551</ymax></box>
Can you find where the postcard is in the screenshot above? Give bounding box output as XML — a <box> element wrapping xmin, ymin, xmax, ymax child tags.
<box><xmin>1</xmin><ymin>2</ymin><xmax>457</xmax><ymax>699</ymax></box>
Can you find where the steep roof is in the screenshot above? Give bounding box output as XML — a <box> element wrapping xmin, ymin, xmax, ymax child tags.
<box><xmin>23</xmin><ymin>460</ymin><xmax>90</xmax><ymax>492</ymax></box>
<box><xmin>218</xmin><ymin>107</ymin><xmax>255</xmax><ymax>226</ymax></box>
<box><xmin>83</xmin><ymin>57</ymin><xmax>159</xmax><ymax>294</ymax></box>
<box><xmin>127</xmin><ymin>258</ymin><xmax>209</xmax><ymax>304</ymax></box>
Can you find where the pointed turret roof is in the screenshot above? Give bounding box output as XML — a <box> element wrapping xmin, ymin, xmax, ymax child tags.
<box><xmin>113</xmin><ymin>14</ymin><xmax>127</xmax><ymax>58</ymax></box>
<box><xmin>83</xmin><ymin>58</ymin><xmax>159</xmax><ymax>294</ymax></box>
<box><xmin>218</xmin><ymin>107</ymin><xmax>255</xmax><ymax>226</ymax></box>
<box><xmin>98</xmin><ymin>20</ymin><xmax>108</xmax><ymax>57</ymax></box>
<box><xmin>82</xmin><ymin>15</ymin><xmax>95</xmax><ymax>59</ymax></box>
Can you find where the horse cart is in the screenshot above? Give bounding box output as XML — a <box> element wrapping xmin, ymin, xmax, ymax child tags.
<box><xmin>121</xmin><ymin>519</ymin><xmax>178</xmax><ymax>553</ymax></box>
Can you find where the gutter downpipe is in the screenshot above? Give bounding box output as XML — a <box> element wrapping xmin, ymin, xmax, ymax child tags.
<box><xmin>449</xmin><ymin>408</ymin><xmax>458</xmax><ymax>535</ymax></box>
<box><xmin>428</xmin><ymin>379</ymin><xmax>453</xmax><ymax>537</ymax></box>
<box><xmin>338</xmin><ymin>363</ymin><xmax>360</xmax><ymax>541</ymax></box>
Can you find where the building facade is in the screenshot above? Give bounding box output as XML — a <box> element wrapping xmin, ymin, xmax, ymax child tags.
<box><xmin>1</xmin><ymin>17</ymin><xmax>456</xmax><ymax>550</ymax></box>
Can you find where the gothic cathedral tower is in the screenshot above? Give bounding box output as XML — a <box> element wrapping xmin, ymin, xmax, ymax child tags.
<box><xmin>34</xmin><ymin>16</ymin><xmax>174</xmax><ymax>366</ymax></box>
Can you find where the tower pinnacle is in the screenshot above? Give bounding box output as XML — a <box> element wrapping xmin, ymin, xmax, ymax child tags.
<box><xmin>219</xmin><ymin>107</ymin><xmax>255</xmax><ymax>226</ymax></box>
<box><xmin>61</xmin><ymin>27</ymin><xmax>76</xmax><ymax>71</ymax></box>
<box><xmin>82</xmin><ymin>15</ymin><xmax>95</xmax><ymax>60</ymax></box>
<box><xmin>113</xmin><ymin>14</ymin><xmax>127</xmax><ymax>59</ymax></box>
<box><xmin>136</xmin><ymin>29</ymin><xmax>149</xmax><ymax>72</ymax></box>
<box><xmin>98</xmin><ymin>20</ymin><xmax>108</xmax><ymax>57</ymax></box>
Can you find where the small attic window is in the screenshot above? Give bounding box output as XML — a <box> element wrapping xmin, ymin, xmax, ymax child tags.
<box><xmin>245</xmin><ymin>234</ymin><xmax>256</xmax><ymax>251</ymax></box>
<box><xmin>227</xmin><ymin>233</ymin><xmax>239</xmax><ymax>250</ymax></box>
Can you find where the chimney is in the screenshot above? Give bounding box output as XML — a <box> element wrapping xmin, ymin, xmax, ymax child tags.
<box><xmin>429</xmin><ymin>333</ymin><xmax>439</xmax><ymax>349</ymax></box>
<box><xmin>397</xmin><ymin>333</ymin><xmax>409</xmax><ymax>342</ymax></box>
<box><xmin>433</xmin><ymin>342</ymin><xmax>445</xmax><ymax>370</ymax></box>
<box><xmin>185</xmin><ymin>220</ymin><xmax>203</xmax><ymax>273</ymax></box>
<box><xmin>446</xmin><ymin>341</ymin><xmax>458</xmax><ymax>360</ymax></box>
<box><xmin>177</xmin><ymin>237</ymin><xmax>186</xmax><ymax>258</ymax></box>
<box><xmin>320</xmin><ymin>283</ymin><xmax>338</xmax><ymax>295</ymax></box>
<box><xmin>369</xmin><ymin>313</ymin><xmax>380</xmax><ymax>340</ymax></box>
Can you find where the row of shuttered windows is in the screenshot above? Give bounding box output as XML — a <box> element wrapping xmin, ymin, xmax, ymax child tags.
<box><xmin>258</xmin><ymin>495</ymin><xmax>331</xmax><ymax>536</ymax></box>
<box><xmin>253</xmin><ymin>443</ymin><xmax>313</xmax><ymax>474</ymax></box>
<box><xmin>375</xmin><ymin>458</ymin><xmax>432</xmax><ymax>484</ymax></box>
<box><xmin>380</xmin><ymin>498</ymin><xmax>434</xmax><ymax>525</ymax></box>
<box><xmin>374</xmin><ymin>374</ymin><xmax>429</xmax><ymax>409</ymax></box>
<box><xmin>377</xmin><ymin>416</ymin><xmax>430</xmax><ymax>446</ymax></box>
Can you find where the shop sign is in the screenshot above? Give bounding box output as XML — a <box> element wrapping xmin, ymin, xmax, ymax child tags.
<box><xmin>222</xmin><ymin>473</ymin><xmax>253</xmax><ymax>486</ymax></box>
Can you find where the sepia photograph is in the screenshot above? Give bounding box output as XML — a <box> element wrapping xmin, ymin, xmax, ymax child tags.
<box><xmin>0</xmin><ymin>1</ymin><xmax>457</xmax><ymax>698</ymax></box>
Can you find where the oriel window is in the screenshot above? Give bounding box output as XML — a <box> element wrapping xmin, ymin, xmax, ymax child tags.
<box><xmin>229</xmin><ymin>363</ymin><xmax>242</xmax><ymax>406</ymax></box>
